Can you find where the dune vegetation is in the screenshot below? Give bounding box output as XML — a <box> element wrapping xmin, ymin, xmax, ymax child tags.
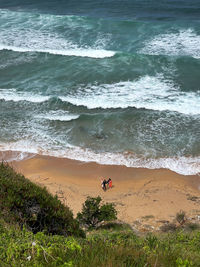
<box><xmin>0</xmin><ymin>162</ymin><xmax>200</xmax><ymax>267</ymax></box>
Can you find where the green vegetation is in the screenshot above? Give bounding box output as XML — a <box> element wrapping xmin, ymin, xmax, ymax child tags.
<box><xmin>0</xmin><ymin>162</ymin><xmax>84</xmax><ymax>237</ymax></box>
<box><xmin>0</xmin><ymin>162</ymin><xmax>200</xmax><ymax>266</ymax></box>
<box><xmin>77</xmin><ymin>196</ymin><xmax>117</xmax><ymax>229</ymax></box>
<box><xmin>1</xmin><ymin>221</ymin><xmax>200</xmax><ymax>267</ymax></box>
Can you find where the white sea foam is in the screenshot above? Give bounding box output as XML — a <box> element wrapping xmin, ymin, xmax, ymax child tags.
<box><xmin>0</xmin><ymin>10</ymin><xmax>115</xmax><ymax>59</ymax></box>
<box><xmin>0</xmin><ymin>142</ymin><xmax>199</xmax><ymax>175</ymax></box>
<box><xmin>141</xmin><ymin>29</ymin><xmax>200</xmax><ymax>59</ymax></box>
<box><xmin>0</xmin><ymin>44</ymin><xmax>115</xmax><ymax>58</ymax></box>
<box><xmin>60</xmin><ymin>75</ymin><xmax>200</xmax><ymax>115</ymax></box>
<box><xmin>1</xmin><ymin>75</ymin><xmax>200</xmax><ymax>115</ymax></box>
<box><xmin>0</xmin><ymin>89</ymin><xmax>50</xmax><ymax>103</ymax></box>
<box><xmin>35</xmin><ymin>110</ymin><xmax>80</xmax><ymax>121</ymax></box>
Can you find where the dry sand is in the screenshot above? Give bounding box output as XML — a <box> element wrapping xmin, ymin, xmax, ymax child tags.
<box><xmin>3</xmin><ymin>152</ymin><xmax>200</xmax><ymax>231</ymax></box>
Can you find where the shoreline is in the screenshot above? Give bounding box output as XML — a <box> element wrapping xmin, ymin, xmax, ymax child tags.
<box><xmin>1</xmin><ymin>151</ymin><xmax>200</xmax><ymax>231</ymax></box>
<box><xmin>0</xmin><ymin>148</ymin><xmax>199</xmax><ymax>176</ymax></box>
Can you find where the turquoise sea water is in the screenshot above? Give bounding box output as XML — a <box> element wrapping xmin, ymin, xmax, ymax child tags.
<box><xmin>0</xmin><ymin>0</ymin><xmax>200</xmax><ymax>174</ymax></box>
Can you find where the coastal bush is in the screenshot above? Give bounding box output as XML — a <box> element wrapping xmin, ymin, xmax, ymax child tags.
<box><xmin>77</xmin><ymin>196</ymin><xmax>117</xmax><ymax>229</ymax></box>
<box><xmin>0</xmin><ymin>162</ymin><xmax>84</xmax><ymax>237</ymax></box>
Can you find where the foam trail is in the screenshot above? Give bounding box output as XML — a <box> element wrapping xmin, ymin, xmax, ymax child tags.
<box><xmin>0</xmin><ymin>44</ymin><xmax>115</xmax><ymax>58</ymax></box>
<box><xmin>0</xmin><ymin>142</ymin><xmax>199</xmax><ymax>175</ymax></box>
<box><xmin>59</xmin><ymin>75</ymin><xmax>200</xmax><ymax>115</ymax></box>
<box><xmin>0</xmin><ymin>89</ymin><xmax>50</xmax><ymax>103</ymax></box>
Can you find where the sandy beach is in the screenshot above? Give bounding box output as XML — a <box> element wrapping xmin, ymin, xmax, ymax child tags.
<box><xmin>2</xmin><ymin>151</ymin><xmax>198</xmax><ymax>231</ymax></box>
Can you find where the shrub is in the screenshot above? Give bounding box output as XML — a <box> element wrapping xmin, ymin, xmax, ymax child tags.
<box><xmin>0</xmin><ymin>162</ymin><xmax>84</xmax><ymax>237</ymax></box>
<box><xmin>176</xmin><ymin>210</ymin><xmax>186</xmax><ymax>226</ymax></box>
<box><xmin>77</xmin><ymin>196</ymin><xmax>117</xmax><ymax>229</ymax></box>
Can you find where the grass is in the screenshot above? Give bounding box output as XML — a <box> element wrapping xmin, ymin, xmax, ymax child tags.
<box><xmin>1</xmin><ymin>220</ymin><xmax>200</xmax><ymax>266</ymax></box>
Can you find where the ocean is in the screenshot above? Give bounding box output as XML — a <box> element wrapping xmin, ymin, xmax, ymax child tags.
<box><xmin>0</xmin><ymin>0</ymin><xmax>200</xmax><ymax>175</ymax></box>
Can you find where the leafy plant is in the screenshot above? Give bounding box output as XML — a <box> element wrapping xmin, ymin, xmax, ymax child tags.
<box><xmin>176</xmin><ymin>210</ymin><xmax>186</xmax><ymax>226</ymax></box>
<box><xmin>77</xmin><ymin>196</ymin><xmax>117</xmax><ymax>229</ymax></box>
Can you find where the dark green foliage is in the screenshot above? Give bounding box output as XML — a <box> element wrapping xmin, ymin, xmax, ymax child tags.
<box><xmin>77</xmin><ymin>196</ymin><xmax>117</xmax><ymax>229</ymax></box>
<box><xmin>0</xmin><ymin>162</ymin><xmax>84</xmax><ymax>237</ymax></box>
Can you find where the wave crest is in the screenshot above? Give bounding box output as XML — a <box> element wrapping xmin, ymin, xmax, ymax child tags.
<box><xmin>0</xmin><ymin>44</ymin><xmax>115</xmax><ymax>58</ymax></box>
<box><xmin>0</xmin><ymin>9</ymin><xmax>115</xmax><ymax>59</ymax></box>
<box><xmin>60</xmin><ymin>75</ymin><xmax>200</xmax><ymax>115</ymax></box>
<box><xmin>35</xmin><ymin>110</ymin><xmax>79</xmax><ymax>121</ymax></box>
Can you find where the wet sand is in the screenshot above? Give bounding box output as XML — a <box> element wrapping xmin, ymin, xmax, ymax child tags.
<box><xmin>4</xmin><ymin>152</ymin><xmax>200</xmax><ymax>231</ymax></box>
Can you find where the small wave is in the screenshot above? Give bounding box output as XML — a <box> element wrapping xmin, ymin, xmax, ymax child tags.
<box><xmin>0</xmin><ymin>89</ymin><xmax>50</xmax><ymax>103</ymax></box>
<box><xmin>35</xmin><ymin>110</ymin><xmax>80</xmax><ymax>121</ymax></box>
<box><xmin>0</xmin><ymin>142</ymin><xmax>199</xmax><ymax>175</ymax></box>
<box><xmin>0</xmin><ymin>44</ymin><xmax>115</xmax><ymax>58</ymax></box>
<box><xmin>59</xmin><ymin>75</ymin><xmax>200</xmax><ymax>115</ymax></box>
<box><xmin>141</xmin><ymin>29</ymin><xmax>200</xmax><ymax>59</ymax></box>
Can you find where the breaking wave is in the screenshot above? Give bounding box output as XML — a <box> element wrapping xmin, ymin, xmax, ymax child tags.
<box><xmin>0</xmin><ymin>45</ymin><xmax>115</xmax><ymax>58</ymax></box>
<box><xmin>35</xmin><ymin>110</ymin><xmax>79</xmax><ymax>121</ymax></box>
<box><xmin>60</xmin><ymin>75</ymin><xmax>200</xmax><ymax>115</ymax></box>
<box><xmin>1</xmin><ymin>75</ymin><xmax>200</xmax><ymax>116</ymax></box>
